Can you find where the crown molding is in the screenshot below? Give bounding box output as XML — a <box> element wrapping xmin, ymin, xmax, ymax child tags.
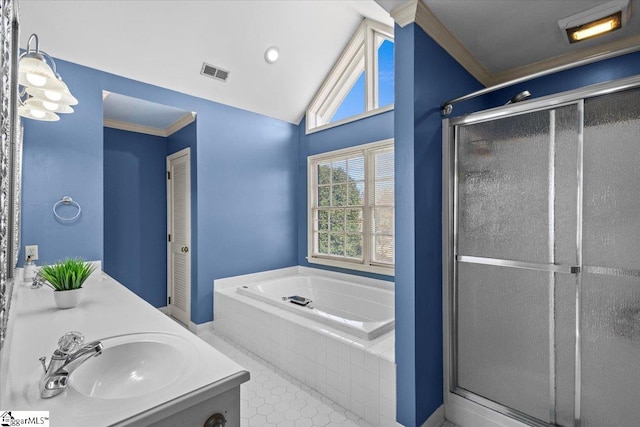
<box><xmin>104</xmin><ymin>119</ymin><xmax>167</xmax><ymax>137</ymax></box>
<box><xmin>391</xmin><ymin>0</ymin><xmax>418</xmax><ymax>28</ymax></box>
<box><xmin>388</xmin><ymin>0</ymin><xmax>640</xmax><ymax>93</ymax></box>
<box><xmin>490</xmin><ymin>33</ymin><xmax>640</xmax><ymax>86</ymax></box>
<box><xmin>165</xmin><ymin>111</ymin><xmax>196</xmax><ymax>136</ymax></box>
<box><xmin>104</xmin><ymin>111</ymin><xmax>196</xmax><ymax>138</ymax></box>
<box><xmin>389</xmin><ymin>0</ymin><xmax>492</xmax><ymax>86</ymax></box>
<box><xmin>413</xmin><ymin>1</ymin><xmax>492</xmax><ymax>86</ymax></box>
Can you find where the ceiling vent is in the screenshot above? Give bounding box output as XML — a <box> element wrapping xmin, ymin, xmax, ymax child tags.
<box><xmin>200</xmin><ymin>62</ymin><xmax>230</xmax><ymax>82</ymax></box>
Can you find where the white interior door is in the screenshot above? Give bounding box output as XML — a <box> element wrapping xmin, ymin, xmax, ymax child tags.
<box><xmin>167</xmin><ymin>148</ymin><xmax>191</xmax><ymax>326</ymax></box>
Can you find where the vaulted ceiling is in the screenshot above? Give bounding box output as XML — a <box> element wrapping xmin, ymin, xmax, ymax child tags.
<box><xmin>19</xmin><ymin>0</ymin><xmax>392</xmax><ymax>125</ymax></box>
<box><xmin>19</xmin><ymin>0</ymin><xmax>640</xmax><ymax>125</ymax></box>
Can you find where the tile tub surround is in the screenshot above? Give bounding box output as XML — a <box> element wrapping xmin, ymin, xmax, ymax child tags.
<box><xmin>198</xmin><ymin>330</ymin><xmax>381</xmax><ymax>427</ymax></box>
<box><xmin>214</xmin><ymin>267</ymin><xmax>396</xmax><ymax>427</ymax></box>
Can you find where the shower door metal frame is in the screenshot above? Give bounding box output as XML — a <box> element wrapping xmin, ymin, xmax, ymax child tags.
<box><xmin>442</xmin><ymin>72</ymin><xmax>640</xmax><ymax>427</ymax></box>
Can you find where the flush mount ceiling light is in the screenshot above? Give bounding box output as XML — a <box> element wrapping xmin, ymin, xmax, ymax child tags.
<box><xmin>567</xmin><ymin>11</ymin><xmax>622</xmax><ymax>43</ymax></box>
<box><xmin>264</xmin><ymin>46</ymin><xmax>279</xmax><ymax>64</ymax></box>
<box><xmin>558</xmin><ymin>0</ymin><xmax>630</xmax><ymax>44</ymax></box>
<box><xmin>18</xmin><ymin>34</ymin><xmax>78</xmax><ymax>121</ymax></box>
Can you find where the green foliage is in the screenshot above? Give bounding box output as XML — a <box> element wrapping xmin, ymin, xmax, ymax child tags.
<box><xmin>316</xmin><ymin>164</ymin><xmax>364</xmax><ymax>258</ymax></box>
<box><xmin>40</xmin><ymin>258</ymin><xmax>96</xmax><ymax>291</ymax></box>
<box><xmin>317</xmin><ymin>164</ymin><xmax>363</xmax><ymax>206</ymax></box>
<box><xmin>315</xmin><ymin>149</ymin><xmax>395</xmax><ymax>265</ymax></box>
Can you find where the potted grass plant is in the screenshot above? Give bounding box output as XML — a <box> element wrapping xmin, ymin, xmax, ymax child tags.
<box><xmin>39</xmin><ymin>258</ymin><xmax>96</xmax><ymax>309</ymax></box>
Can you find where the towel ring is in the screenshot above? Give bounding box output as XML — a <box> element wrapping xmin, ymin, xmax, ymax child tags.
<box><xmin>53</xmin><ymin>196</ymin><xmax>81</xmax><ymax>222</ymax></box>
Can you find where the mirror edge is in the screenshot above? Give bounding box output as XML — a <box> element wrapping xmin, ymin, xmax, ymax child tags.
<box><xmin>0</xmin><ymin>0</ymin><xmax>20</xmax><ymax>351</ymax></box>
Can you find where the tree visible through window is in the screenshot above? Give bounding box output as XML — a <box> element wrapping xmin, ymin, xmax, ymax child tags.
<box><xmin>309</xmin><ymin>140</ymin><xmax>394</xmax><ymax>273</ymax></box>
<box><xmin>315</xmin><ymin>156</ymin><xmax>365</xmax><ymax>259</ymax></box>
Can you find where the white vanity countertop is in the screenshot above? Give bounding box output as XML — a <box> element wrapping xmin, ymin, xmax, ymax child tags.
<box><xmin>0</xmin><ymin>271</ymin><xmax>249</xmax><ymax>426</ymax></box>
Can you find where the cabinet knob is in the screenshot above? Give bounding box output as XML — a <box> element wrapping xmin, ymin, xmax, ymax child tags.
<box><xmin>181</xmin><ymin>246</ymin><xmax>189</xmax><ymax>253</ymax></box>
<box><xmin>204</xmin><ymin>413</ymin><xmax>226</xmax><ymax>427</ymax></box>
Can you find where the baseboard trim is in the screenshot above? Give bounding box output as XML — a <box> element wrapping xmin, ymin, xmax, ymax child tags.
<box><xmin>422</xmin><ymin>405</ymin><xmax>445</xmax><ymax>427</ymax></box>
<box><xmin>157</xmin><ymin>306</ymin><xmax>168</xmax><ymax>314</ymax></box>
<box><xmin>189</xmin><ymin>320</ymin><xmax>213</xmax><ymax>334</ymax></box>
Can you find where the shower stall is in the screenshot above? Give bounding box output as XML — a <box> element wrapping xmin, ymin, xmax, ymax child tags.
<box><xmin>443</xmin><ymin>74</ymin><xmax>640</xmax><ymax>427</ymax></box>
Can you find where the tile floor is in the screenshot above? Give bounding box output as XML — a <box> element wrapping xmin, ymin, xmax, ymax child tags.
<box><xmin>198</xmin><ymin>330</ymin><xmax>458</xmax><ymax>427</ymax></box>
<box><xmin>199</xmin><ymin>330</ymin><xmax>378</xmax><ymax>427</ymax></box>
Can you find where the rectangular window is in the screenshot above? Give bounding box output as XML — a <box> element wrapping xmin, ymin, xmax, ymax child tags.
<box><xmin>308</xmin><ymin>139</ymin><xmax>394</xmax><ymax>274</ymax></box>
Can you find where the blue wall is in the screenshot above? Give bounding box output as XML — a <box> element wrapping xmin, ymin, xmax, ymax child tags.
<box><xmin>21</xmin><ymin>58</ymin><xmax>299</xmax><ymax>324</ymax></box>
<box><xmin>20</xmin><ymin>66</ymin><xmax>104</xmax><ymax>267</ymax></box>
<box><xmin>395</xmin><ymin>30</ymin><xmax>640</xmax><ymax>426</ymax></box>
<box><xmin>103</xmin><ymin>127</ymin><xmax>168</xmax><ymax>307</ymax></box>
<box><xmin>394</xmin><ymin>23</ymin><xmax>484</xmax><ymax>427</ymax></box>
<box><xmin>296</xmin><ymin>112</ymin><xmax>395</xmax><ymax>281</ymax></box>
<box><xmin>487</xmin><ymin>51</ymin><xmax>640</xmax><ymax>108</ymax></box>
<box><xmin>394</xmin><ymin>24</ymin><xmax>417</xmax><ymax>426</ymax></box>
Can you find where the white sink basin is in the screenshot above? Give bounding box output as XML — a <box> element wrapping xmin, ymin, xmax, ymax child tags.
<box><xmin>69</xmin><ymin>332</ymin><xmax>198</xmax><ymax>399</ymax></box>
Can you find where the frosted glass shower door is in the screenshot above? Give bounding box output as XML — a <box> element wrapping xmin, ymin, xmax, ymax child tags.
<box><xmin>454</xmin><ymin>104</ymin><xmax>581</xmax><ymax>426</ymax></box>
<box><xmin>581</xmin><ymin>88</ymin><xmax>640</xmax><ymax>427</ymax></box>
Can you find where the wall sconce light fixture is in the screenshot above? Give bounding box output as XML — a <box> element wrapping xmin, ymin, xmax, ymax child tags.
<box><xmin>17</xmin><ymin>33</ymin><xmax>78</xmax><ymax>121</ymax></box>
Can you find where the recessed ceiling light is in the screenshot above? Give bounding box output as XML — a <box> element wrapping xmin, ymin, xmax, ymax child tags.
<box><xmin>558</xmin><ymin>0</ymin><xmax>630</xmax><ymax>44</ymax></box>
<box><xmin>567</xmin><ymin>11</ymin><xmax>622</xmax><ymax>43</ymax></box>
<box><xmin>264</xmin><ymin>46</ymin><xmax>279</xmax><ymax>64</ymax></box>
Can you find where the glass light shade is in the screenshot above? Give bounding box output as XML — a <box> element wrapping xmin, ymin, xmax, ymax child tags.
<box><xmin>18</xmin><ymin>56</ymin><xmax>64</xmax><ymax>90</ymax></box>
<box><xmin>18</xmin><ymin>105</ymin><xmax>60</xmax><ymax>121</ymax></box>
<box><xmin>45</xmin><ymin>90</ymin><xmax>63</xmax><ymax>101</ymax></box>
<box><xmin>24</xmin><ymin>97</ymin><xmax>74</xmax><ymax>114</ymax></box>
<box><xmin>27</xmin><ymin>83</ymin><xmax>78</xmax><ymax>106</ymax></box>
<box><xmin>26</xmin><ymin>72</ymin><xmax>47</xmax><ymax>87</ymax></box>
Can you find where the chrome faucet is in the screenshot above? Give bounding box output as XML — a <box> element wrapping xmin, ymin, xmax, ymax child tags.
<box><xmin>39</xmin><ymin>331</ymin><xmax>103</xmax><ymax>398</ymax></box>
<box><xmin>31</xmin><ymin>270</ymin><xmax>46</xmax><ymax>289</ymax></box>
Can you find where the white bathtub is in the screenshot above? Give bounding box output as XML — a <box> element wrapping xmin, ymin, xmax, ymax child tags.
<box><xmin>236</xmin><ymin>274</ymin><xmax>394</xmax><ymax>340</ymax></box>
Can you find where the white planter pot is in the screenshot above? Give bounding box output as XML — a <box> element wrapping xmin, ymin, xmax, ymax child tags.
<box><xmin>53</xmin><ymin>288</ymin><xmax>82</xmax><ymax>309</ymax></box>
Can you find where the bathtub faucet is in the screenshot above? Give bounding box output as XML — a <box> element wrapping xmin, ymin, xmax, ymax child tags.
<box><xmin>39</xmin><ymin>331</ymin><xmax>103</xmax><ymax>398</ymax></box>
<box><xmin>282</xmin><ymin>295</ymin><xmax>313</xmax><ymax>307</ymax></box>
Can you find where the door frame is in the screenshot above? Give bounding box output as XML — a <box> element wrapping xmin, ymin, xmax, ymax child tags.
<box><xmin>166</xmin><ymin>147</ymin><xmax>191</xmax><ymax>325</ymax></box>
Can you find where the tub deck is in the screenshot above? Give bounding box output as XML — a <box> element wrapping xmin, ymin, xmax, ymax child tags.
<box><xmin>236</xmin><ymin>274</ymin><xmax>394</xmax><ymax>340</ymax></box>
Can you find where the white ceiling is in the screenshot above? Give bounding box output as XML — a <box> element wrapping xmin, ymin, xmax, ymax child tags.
<box><xmin>18</xmin><ymin>1</ymin><xmax>393</xmax><ymax>125</ymax></box>
<box><xmin>103</xmin><ymin>92</ymin><xmax>193</xmax><ymax>137</ymax></box>
<box><xmin>19</xmin><ymin>1</ymin><xmax>640</xmax><ymax>126</ymax></box>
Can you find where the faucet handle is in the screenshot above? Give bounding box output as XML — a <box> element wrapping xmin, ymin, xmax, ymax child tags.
<box><xmin>57</xmin><ymin>331</ymin><xmax>84</xmax><ymax>354</ymax></box>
